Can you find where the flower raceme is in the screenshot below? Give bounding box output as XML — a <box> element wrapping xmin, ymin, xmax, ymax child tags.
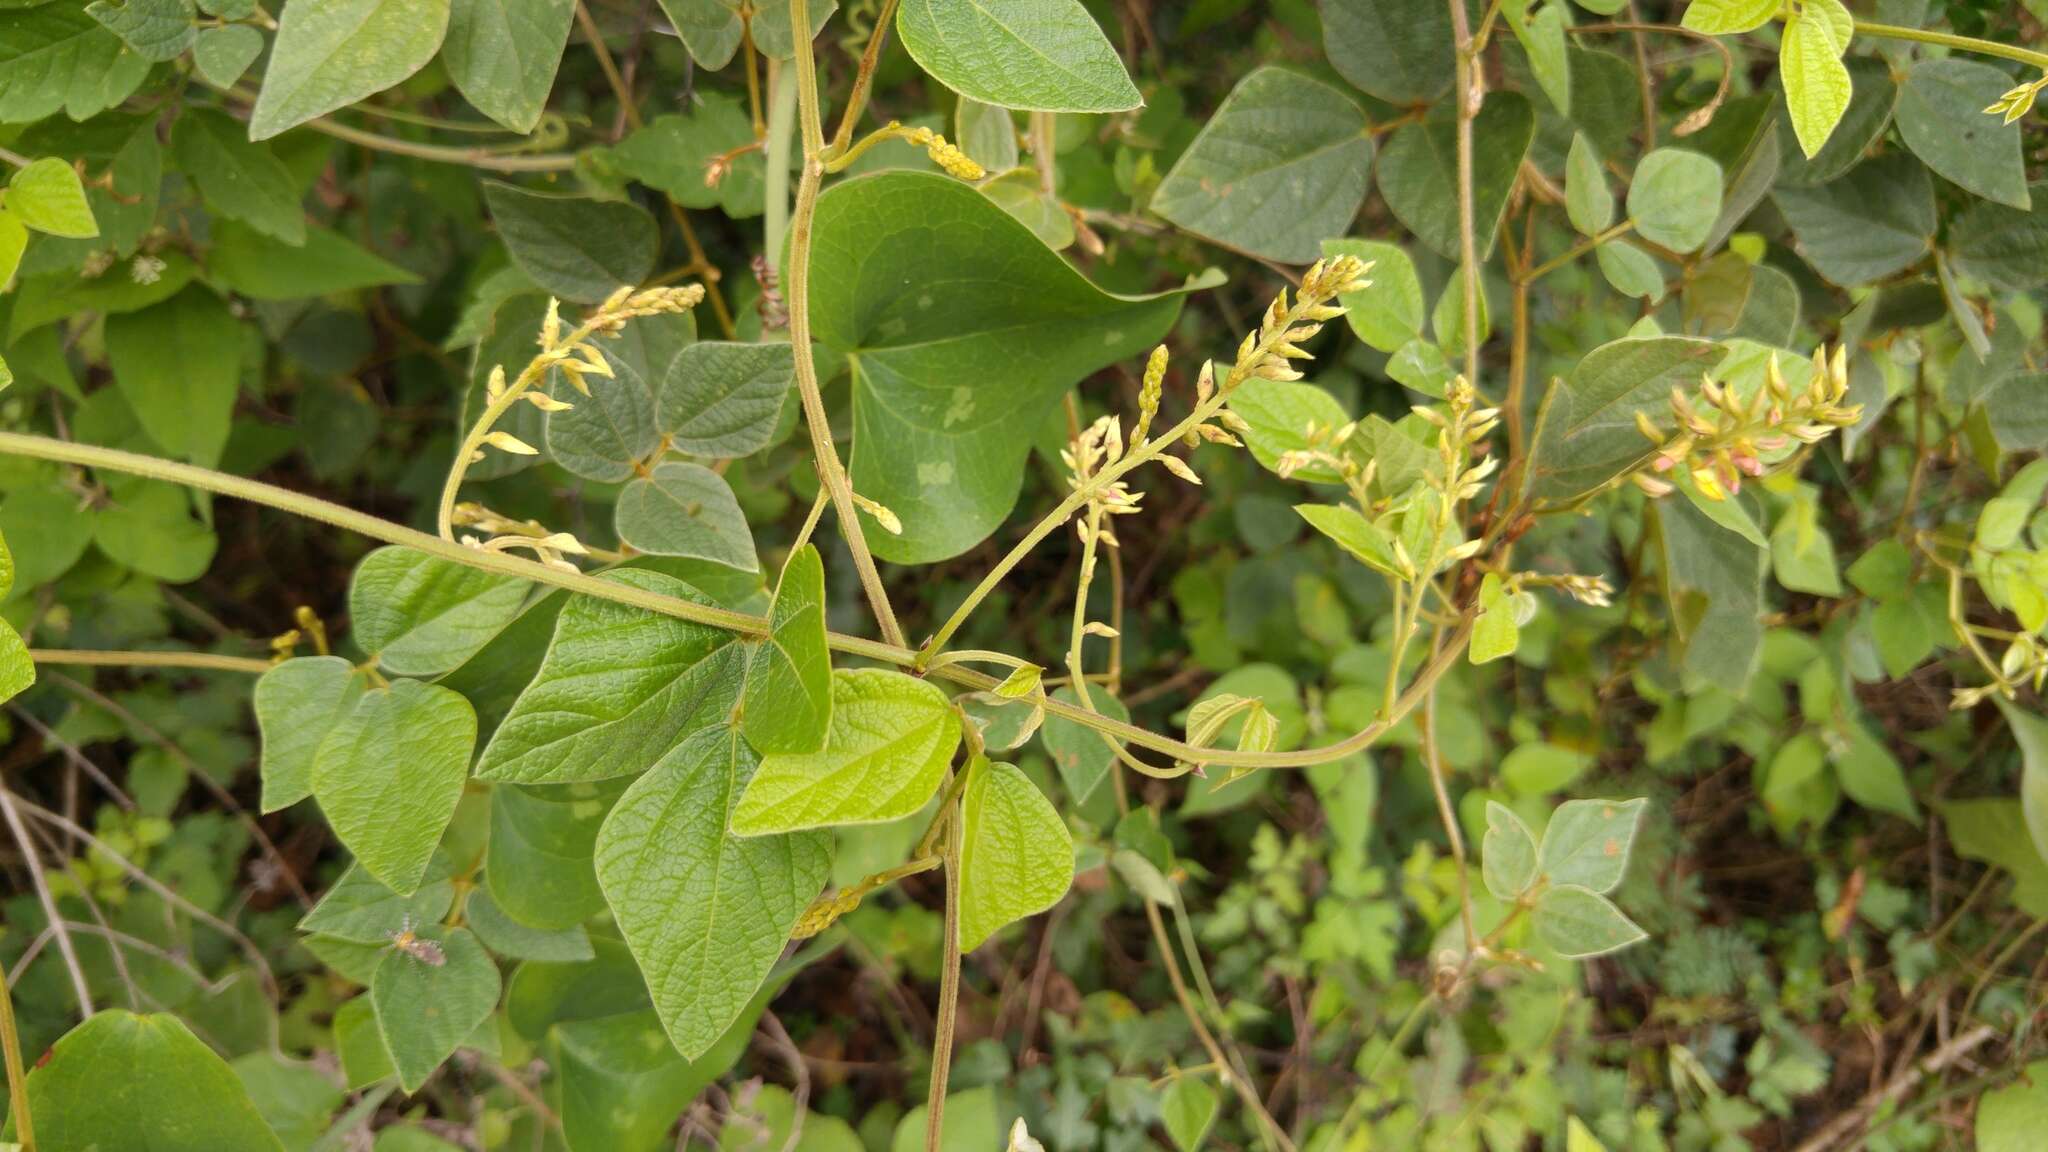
<box><xmin>1630</xmin><ymin>345</ymin><xmax>1862</xmax><ymax>501</ymax></box>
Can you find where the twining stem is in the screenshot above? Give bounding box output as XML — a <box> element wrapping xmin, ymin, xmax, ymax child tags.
<box><xmin>287</xmin><ymin>116</ymin><xmax>579</xmax><ymax>172</ymax></box>
<box><xmin>1521</xmin><ymin>222</ymin><xmax>1635</xmax><ymax>284</ymax></box>
<box><xmin>925</xmin><ymin>786</ymin><xmax>965</xmax><ymax>1152</ymax></box>
<box><xmin>28</xmin><ymin>649</ymin><xmax>271</xmax><ymax>675</ymax></box>
<box><xmin>1448</xmin><ymin>0</ymin><xmax>1482</xmax><ymax>388</ymax></box>
<box><xmin>787</xmin><ymin>0</ymin><xmax>909</xmax><ymax>649</ymax></box>
<box><xmin>825</xmin><ymin>0</ymin><xmax>903</xmax><ymax>158</ymax></box>
<box><xmin>0</xmin><ymin>954</ymin><xmax>30</xmax><ymax>1152</ymax></box>
<box><xmin>0</xmin><ymin>432</ymin><xmax>1477</xmax><ymax>769</ymax></box>
<box><xmin>1854</xmin><ymin>20</ymin><xmax>2048</xmax><ymax>71</ymax></box>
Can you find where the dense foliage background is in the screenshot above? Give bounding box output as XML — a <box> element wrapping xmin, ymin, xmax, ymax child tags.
<box><xmin>0</xmin><ymin>0</ymin><xmax>2046</xmax><ymax>1149</ymax></box>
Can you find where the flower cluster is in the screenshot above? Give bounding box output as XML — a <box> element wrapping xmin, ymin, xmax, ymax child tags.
<box><xmin>1631</xmin><ymin>346</ymin><xmax>1860</xmax><ymax>500</ymax></box>
<box><xmin>1224</xmin><ymin>255</ymin><xmax>1371</xmax><ymax>391</ymax></box>
<box><xmin>903</xmin><ymin>125</ymin><xmax>985</xmax><ymax>181</ymax></box>
<box><xmin>452</xmin><ymin>502</ymin><xmax>591</xmax><ymax>572</ymax></box>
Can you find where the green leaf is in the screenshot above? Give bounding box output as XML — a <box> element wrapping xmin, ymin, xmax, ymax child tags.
<box><xmin>8</xmin><ymin>157</ymin><xmax>97</xmax><ymax>238</ymax></box>
<box><xmin>1596</xmin><ymin>240</ymin><xmax>1664</xmax><ymax>300</ymax></box>
<box><xmin>1502</xmin><ymin>742</ymin><xmax>1591</xmax><ymax>795</ymax></box>
<box><xmin>1296</xmin><ymin>503</ymin><xmax>1400</xmax><ymax>576</ymax></box>
<box><xmin>1835</xmin><ymin>718</ymin><xmax>1919</xmax><ymax>823</ymax></box>
<box><xmin>1</xmin><ymin>482</ymin><xmax>94</xmax><ymax>592</ymax></box>
<box><xmin>1896</xmin><ymin>57</ymin><xmax>2031</xmax><ymax>210</ymax></box>
<box><xmin>732</xmin><ymin>669</ymin><xmax>961</xmax><ymax>834</ymax></box>
<box><xmin>616</xmin><ymin>461</ymin><xmax>758</xmax><ymax>571</ymax></box>
<box><xmin>1505</xmin><ymin>0</ymin><xmax>1570</xmax><ymax>116</ymax></box>
<box><xmin>299</xmin><ymin>856</ymin><xmax>457</xmax><ymax>943</ymax></box>
<box><xmin>0</xmin><ymin>209</ymin><xmax>24</xmax><ymax>287</ymax></box>
<box><xmin>483</xmin><ymin>180</ymin><xmax>658</xmax><ymax>303</ymax></box>
<box><xmin>465</xmin><ymin>887</ymin><xmax>594</xmax><ymax>961</ymax></box>
<box><xmin>891</xmin><ymin>1086</ymin><xmax>1002</xmax><ymax>1152</ymax></box>
<box><xmin>1151</xmin><ymin>67</ymin><xmax>1373</xmax><ymax>264</ymax></box>
<box><xmin>1680</xmin><ymin>0</ymin><xmax>1777</xmax><ymax>34</ymax></box>
<box><xmin>255</xmin><ymin>655</ymin><xmax>367</xmax><ymax>812</ymax></box>
<box><xmin>1770</xmin><ymin>487</ymin><xmax>1842</xmax><ymax>596</ymax></box>
<box><xmin>1318</xmin><ymin>0</ymin><xmax>1451</xmax><ymax>106</ymax></box>
<box><xmin>805</xmin><ymin>171</ymin><xmax>1207</xmax><ymax>563</ymax></box>
<box><xmin>369</xmin><ymin>925</ymin><xmax>501</xmax><ymax>1092</ymax></box>
<box><xmin>93</xmin><ymin>481</ymin><xmax>218</xmax><ymax>583</ymax></box>
<box><xmin>1779</xmin><ymin>1</ymin><xmax>1852</xmax><ymax>159</ymax></box>
<box><xmin>170</xmin><ymin>108</ymin><xmax>305</xmax><ymax>246</ymax></box>
<box><xmin>1538</xmin><ymin>796</ymin><xmax>1645</xmax><ymax>893</ymax></box>
<box><xmin>0</xmin><ymin>4</ymin><xmax>150</xmax><ymax>124</ymax></box>
<box><xmin>743</xmin><ymin>544</ymin><xmax>831</xmax><ymax>756</ymax></box>
<box><xmin>1039</xmin><ymin>685</ymin><xmax>1127</xmax><ymax>803</ymax></box>
<box><xmin>1978</xmin><ymin>1061</ymin><xmax>2048</xmax><ymax>1152</ymax></box>
<box><xmin>1565</xmin><ymin>133</ymin><xmax>1614</xmax><ymax>236</ymax></box>
<box><xmin>1470</xmin><ymin>598</ymin><xmax>1520</xmax><ymax>664</ymax></box>
<box><xmin>333</xmin><ymin>997</ymin><xmax>396</xmax><ymax>1087</ymax></box>
<box><xmin>24</xmin><ymin>1010</ymin><xmax>285</xmax><ymax>1152</ymax></box>
<box><xmin>105</xmin><ymin>286</ymin><xmax>241</xmax><ymax>466</ymax></box>
<box><xmin>1481</xmin><ymin>800</ymin><xmax>1539</xmax><ymax>900</ymax></box>
<box><xmin>895</xmin><ymin>0</ymin><xmax>1140</xmax><ymax>113</ymax></box>
<box><xmin>1627</xmin><ymin>148</ymin><xmax>1722</xmax><ymax>253</ymax></box>
<box><xmin>442</xmin><ymin>0</ymin><xmax>574</xmax><ymax>132</ymax></box>
<box><xmin>1943</xmin><ymin>799</ymin><xmax>2048</xmax><ymax>918</ymax></box>
<box><xmin>477</xmin><ymin>570</ymin><xmax>747</xmax><ymax>784</ymax></box>
<box><xmin>596</xmin><ymin>725</ymin><xmax>832</xmax><ymax>1058</ymax></box>
<box><xmin>611</xmin><ymin>92</ymin><xmax>765</xmax><ymax>218</ymax></box>
<box><xmin>86</xmin><ymin>0</ymin><xmax>196</xmax><ymax>61</ymax></box>
<box><xmin>979</xmin><ymin>168</ymin><xmax>1075</xmax><ymax>248</ymax></box>
<box><xmin>542</xmin><ymin>310</ymin><xmax>689</xmax><ymax>482</ymax></box>
<box><xmin>233</xmin><ymin>1052</ymin><xmax>346</xmax><ymax>1150</ymax></box>
<box><xmin>1950</xmin><ymin>184</ymin><xmax>2048</xmax><ymax>290</ymax></box>
<box><xmin>1161</xmin><ymin>1075</ymin><xmax>1220</xmax><ymax>1152</ymax></box>
<box><xmin>251</xmin><ymin>0</ymin><xmax>453</xmax><ymax>140</ymax></box>
<box><xmin>1430</xmin><ymin>263</ymin><xmax>1489</xmax><ymax>356</ymax></box>
<box><xmin>209</xmin><ymin>220</ymin><xmax>421</xmax><ymax>300</ymax></box>
<box><xmin>485</xmin><ymin>780</ymin><xmax>619</xmax><ymax>930</ymax></box>
<box><xmin>193</xmin><ymin>23</ymin><xmax>263</xmax><ymax>86</ymax></box>
<box><xmin>1376</xmin><ymin>93</ymin><xmax>1534</xmax><ymax>260</ymax></box>
<box><xmin>1996</xmin><ymin>700</ymin><xmax>2048</xmax><ymax>875</ymax></box>
<box><xmin>1773</xmin><ymin>153</ymin><xmax>1934</xmax><ymax>286</ymax></box>
<box><xmin>660</xmin><ymin>340</ymin><xmax>795</xmax><ymax>457</ymax></box>
<box><xmin>956</xmin><ymin>97</ymin><xmax>1019</xmax><ymax>172</ymax></box>
<box><xmin>1778</xmin><ymin>56</ymin><xmax>1895</xmax><ymax>188</ymax></box>
<box><xmin>1535</xmin><ymin>885</ymin><xmax>1646</xmax><ymax>958</ymax></box>
<box><xmin>1228</xmin><ymin>377</ymin><xmax>1351</xmax><ymax>485</ymax></box>
<box><xmin>313</xmin><ymin>680</ymin><xmax>477</xmax><ymax>895</ymax></box>
<box><xmin>654</xmin><ymin>0</ymin><xmax>833</xmax><ymax>68</ymax></box>
<box><xmin>1526</xmin><ymin>335</ymin><xmax>1721</xmax><ymax>501</ymax></box>
<box><xmin>1322</xmin><ymin>238</ymin><xmax>1423</xmax><ymax>353</ymax></box>
<box><xmin>957</xmin><ymin>756</ymin><xmax>1073</xmax><ymax>949</ymax></box>
<box><xmin>0</xmin><ymin>620</ymin><xmax>32</xmax><ymax>708</ymax></box>
<box><xmin>349</xmin><ymin>546</ymin><xmax>530</xmax><ymax>677</ymax></box>
<box><xmin>1658</xmin><ymin>492</ymin><xmax>1766</xmax><ymax>691</ymax></box>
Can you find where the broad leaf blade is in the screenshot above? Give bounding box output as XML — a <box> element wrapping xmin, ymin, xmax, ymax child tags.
<box><xmin>732</xmin><ymin>669</ymin><xmax>961</xmax><ymax>834</ymax></box>
<box><xmin>895</xmin><ymin>0</ymin><xmax>1141</xmax><ymax>113</ymax></box>
<box><xmin>743</xmin><ymin>544</ymin><xmax>832</xmax><ymax>756</ymax></box>
<box><xmin>312</xmin><ymin>679</ymin><xmax>478</xmax><ymax>895</ymax></box>
<box><xmin>958</xmin><ymin>756</ymin><xmax>1074</xmax><ymax>950</ymax></box>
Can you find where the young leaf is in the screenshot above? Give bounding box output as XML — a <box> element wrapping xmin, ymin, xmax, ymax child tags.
<box><xmin>731</xmin><ymin>669</ymin><xmax>961</xmax><ymax>834</ymax></box>
<box><xmin>483</xmin><ymin>180</ymin><xmax>658</xmax><ymax>303</ymax></box>
<box><xmin>1596</xmin><ymin>240</ymin><xmax>1665</xmax><ymax>300</ymax></box>
<box><xmin>743</xmin><ymin>544</ymin><xmax>832</xmax><ymax>756</ymax></box>
<box><xmin>956</xmin><ymin>97</ymin><xmax>1020</xmax><ymax>171</ymax></box>
<box><xmin>1626</xmin><ymin>148</ymin><xmax>1722</xmax><ymax>253</ymax></box>
<box><xmin>24</xmin><ymin>1011</ymin><xmax>286</xmax><ymax>1152</ymax></box>
<box><xmin>1535</xmin><ymin>885</ymin><xmax>1646</xmax><ymax>958</ymax></box>
<box><xmin>1160</xmin><ymin>1076</ymin><xmax>1220</xmax><ymax>1152</ymax></box>
<box><xmin>1537</xmin><ymin>797</ymin><xmax>1646</xmax><ymax>893</ymax></box>
<box><xmin>8</xmin><ymin>157</ymin><xmax>98</xmax><ymax>238</ymax></box>
<box><xmin>1297</xmin><ymin>504</ymin><xmax>1401</xmax><ymax>577</ymax></box>
<box><xmin>1151</xmin><ymin>67</ymin><xmax>1374</xmax><ymax>264</ymax></box>
<box><xmin>349</xmin><ymin>546</ymin><xmax>530</xmax><ymax>677</ymax></box>
<box><xmin>250</xmin><ymin>0</ymin><xmax>454</xmax><ymax>140</ymax></box>
<box><xmin>255</xmin><ymin>655</ymin><xmax>367</xmax><ymax>812</ymax></box>
<box><xmin>895</xmin><ymin>0</ymin><xmax>1141</xmax><ymax>113</ymax></box>
<box><xmin>1565</xmin><ymin>133</ymin><xmax>1614</xmax><ymax>237</ymax></box>
<box><xmin>958</xmin><ymin>756</ymin><xmax>1074</xmax><ymax>950</ymax></box>
<box><xmin>1481</xmin><ymin>800</ymin><xmax>1539</xmax><ymax>901</ymax></box>
<box><xmin>658</xmin><ymin>341</ymin><xmax>796</xmax><ymax>458</ymax></box>
<box><xmin>615</xmin><ymin>461</ymin><xmax>759</xmax><ymax>571</ymax></box>
<box><xmin>1779</xmin><ymin>1</ymin><xmax>1852</xmax><ymax>159</ymax></box>
<box><xmin>1896</xmin><ymin>57</ymin><xmax>2031</xmax><ymax>210</ymax></box>
<box><xmin>1505</xmin><ymin>0</ymin><xmax>1570</xmax><ymax>116</ymax></box>
<box><xmin>595</xmin><ymin>725</ymin><xmax>833</xmax><ymax>1058</ymax></box>
<box><xmin>369</xmin><ymin>925</ymin><xmax>501</xmax><ymax>1092</ymax></box>
<box><xmin>1679</xmin><ymin>0</ymin><xmax>1777</xmax><ymax>35</ymax></box>
<box><xmin>0</xmin><ymin>616</ymin><xmax>30</xmax><ymax>707</ymax></box>
<box><xmin>312</xmin><ymin>679</ymin><xmax>477</xmax><ymax>896</ymax></box>
<box><xmin>805</xmin><ymin>171</ymin><xmax>1207</xmax><ymax>563</ymax></box>
<box><xmin>442</xmin><ymin>0</ymin><xmax>576</xmax><ymax>133</ymax></box>
<box><xmin>170</xmin><ymin>108</ymin><xmax>306</xmax><ymax>246</ymax></box>
<box><xmin>477</xmin><ymin>570</ymin><xmax>747</xmax><ymax>785</ymax></box>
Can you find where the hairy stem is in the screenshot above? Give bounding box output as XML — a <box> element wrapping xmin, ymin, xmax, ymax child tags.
<box><xmin>0</xmin><ymin>953</ymin><xmax>30</xmax><ymax>1152</ymax></box>
<box><xmin>28</xmin><ymin>649</ymin><xmax>272</xmax><ymax>675</ymax></box>
<box><xmin>826</xmin><ymin>0</ymin><xmax>903</xmax><ymax>158</ymax></box>
<box><xmin>788</xmin><ymin>0</ymin><xmax>908</xmax><ymax>648</ymax></box>
<box><xmin>1449</xmin><ymin>0</ymin><xmax>1481</xmax><ymax>388</ymax></box>
<box><xmin>925</xmin><ymin>784</ymin><xmax>964</xmax><ymax>1152</ymax></box>
<box><xmin>1854</xmin><ymin>19</ymin><xmax>2048</xmax><ymax>71</ymax></box>
<box><xmin>0</xmin><ymin>432</ymin><xmax>1474</xmax><ymax>768</ymax></box>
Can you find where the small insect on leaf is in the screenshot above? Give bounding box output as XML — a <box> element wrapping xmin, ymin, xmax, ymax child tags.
<box><xmin>387</xmin><ymin>914</ymin><xmax>447</xmax><ymax>967</ymax></box>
